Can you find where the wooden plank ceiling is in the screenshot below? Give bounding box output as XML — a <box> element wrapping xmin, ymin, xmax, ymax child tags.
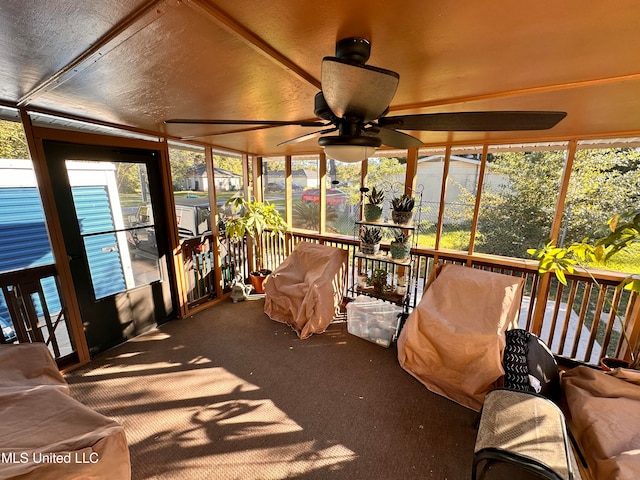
<box><xmin>1</xmin><ymin>0</ymin><xmax>640</xmax><ymax>156</ymax></box>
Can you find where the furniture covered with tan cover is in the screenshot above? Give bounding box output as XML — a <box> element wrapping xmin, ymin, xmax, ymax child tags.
<box><xmin>0</xmin><ymin>343</ymin><xmax>131</xmax><ymax>480</ymax></box>
<box><xmin>397</xmin><ymin>264</ymin><xmax>524</xmax><ymax>411</ymax></box>
<box><xmin>264</xmin><ymin>241</ymin><xmax>348</xmax><ymax>339</ymax></box>
<box><xmin>562</xmin><ymin>366</ymin><xmax>640</xmax><ymax>480</ymax></box>
<box><xmin>0</xmin><ymin>342</ymin><xmax>68</xmax><ymax>393</ymax></box>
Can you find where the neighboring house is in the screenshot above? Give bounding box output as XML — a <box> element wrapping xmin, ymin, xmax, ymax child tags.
<box><xmin>412</xmin><ymin>154</ymin><xmax>509</xmax><ymax>224</ymax></box>
<box><xmin>185</xmin><ymin>164</ymin><xmax>242</xmax><ymax>192</ymax></box>
<box><xmin>263</xmin><ymin>169</ymin><xmax>318</xmax><ymax>189</ymax></box>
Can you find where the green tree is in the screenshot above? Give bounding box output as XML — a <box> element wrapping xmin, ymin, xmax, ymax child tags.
<box><xmin>0</xmin><ymin>120</ymin><xmax>29</xmax><ymax>159</ymax></box>
<box><xmin>214</xmin><ymin>155</ymin><xmax>243</xmax><ymax>175</ymax></box>
<box><xmin>470</xmin><ymin>148</ymin><xmax>640</xmax><ymax>259</ymax></box>
<box><xmin>169</xmin><ymin>148</ymin><xmax>205</xmax><ymax>191</ymax></box>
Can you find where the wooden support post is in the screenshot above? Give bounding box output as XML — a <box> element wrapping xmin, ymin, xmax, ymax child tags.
<box><xmin>18</xmin><ymin>109</ymin><xmax>91</xmax><ymax>365</ymax></box>
<box><xmin>404</xmin><ymin>147</ymin><xmax>418</xmax><ymax>196</ymax></box>
<box><xmin>433</xmin><ymin>146</ymin><xmax>451</xmax><ymax>257</ymax></box>
<box><xmin>467</xmin><ymin>145</ymin><xmax>489</xmax><ymax>266</ymax></box>
<box><xmin>531</xmin><ymin>140</ymin><xmax>577</xmax><ymax>336</ymax></box>
<box><xmin>319</xmin><ymin>152</ymin><xmax>327</xmax><ymax>235</ymax></box>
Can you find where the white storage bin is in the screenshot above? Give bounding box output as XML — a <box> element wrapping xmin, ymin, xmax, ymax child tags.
<box><xmin>346</xmin><ymin>295</ymin><xmax>403</xmax><ymax>347</ymax></box>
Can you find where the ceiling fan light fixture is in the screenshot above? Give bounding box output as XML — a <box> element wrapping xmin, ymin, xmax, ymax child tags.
<box><xmin>319</xmin><ymin>135</ymin><xmax>381</xmax><ymax>163</ymax></box>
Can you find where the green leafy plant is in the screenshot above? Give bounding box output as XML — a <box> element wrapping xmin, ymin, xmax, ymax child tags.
<box><xmin>367</xmin><ymin>267</ymin><xmax>391</xmax><ymax>293</ymax></box>
<box><xmin>224</xmin><ymin>197</ymin><xmax>290</xmax><ymax>272</ymax></box>
<box><xmin>528</xmin><ymin>209</ymin><xmax>640</xmax><ymax>368</ymax></box>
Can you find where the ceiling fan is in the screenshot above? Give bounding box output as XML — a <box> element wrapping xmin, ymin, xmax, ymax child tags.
<box><xmin>165</xmin><ymin>37</ymin><xmax>566</xmax><ymax>162</ymax></box>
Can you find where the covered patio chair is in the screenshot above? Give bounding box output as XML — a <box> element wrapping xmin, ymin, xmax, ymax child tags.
<box><xmin>397</xmin><ymin>264</ymin><xmax>524</xmax><ymax>411</ymax></box>
<box><xmin>264</xmin><ymin>241</ymin><xmax>348</xmax><ymax>339</ymax></box>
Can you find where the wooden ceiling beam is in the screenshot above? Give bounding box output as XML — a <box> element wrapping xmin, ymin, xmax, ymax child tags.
<box><xmin>389</xmin><ymin>72</ymin><xmax>640</xmax><ymax>113</ymax></box>
<box><xmin>185</xmin><ymin>0</ymin><xmax>321</xmax><ymax>90</ymax></box>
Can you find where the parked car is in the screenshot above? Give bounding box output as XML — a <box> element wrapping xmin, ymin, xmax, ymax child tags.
<box><xmin>265</xmin><ymin>182</ymin><xmax>285</xmax><ymax>193</ymax></box>
<box><xmin>301</xmin><ymin>188</ymin><xmax>349</xmax><ymax>208</ymax></box>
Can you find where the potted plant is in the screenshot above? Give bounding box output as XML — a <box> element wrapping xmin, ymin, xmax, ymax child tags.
<box><xmin>391</xmin><ymin>194</ymin><xmax>415</xmax><ymax>225</ymax></box>
<box><xmin>395</xmin><ymin>274</ymin><xmax>408</xmax><ymax>296</ymax></box>
<box><xmin>528</xmin><ymin>209</ymin><xmax>640</xmax><ymax>369</ymax></box>
<box><xmin>224</xmin><ymin>197</ymin><xmax>290</xmax><ymax>294</ymax></box>
<box><xmin>359</xmin><ymin>225</ymin><xmax>382</xmax><ymax>255</ymax></box>
<box><xmin>363</xmin><ymin>186</ymin><xmax>385</xmax><ymax>222</ymax></box>
<box><xmin>390</xmin><ymin>229</ymin><xmax>411</xmax><ymax>260</ymax></box>
<box><xmin>367</xmin><ymin>267</ymin><xmax>391</xmax><ymax>294</ymax></box>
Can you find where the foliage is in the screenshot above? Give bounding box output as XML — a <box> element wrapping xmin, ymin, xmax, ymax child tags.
<box><xmin>366</xmin><ymin>268</ymin><xmax>391</xmax><ymax>293</ymax></box>
<box><xmin>528</xmin><ymin>208</ymin><xmax>640</xmax><ymax>367</ymax></box>
<box><xmin>115</xmin><ymin>163</ymin><xmax>143</xmax><ymax>194</ymax></box>
<box><xmin>291</xmin><ymin>201</ymin><xmax>337</xmax><ymax>230</ymax></box>
<box><xmin>360</xmin><ymin>226</ymin><xmax>382</xmax><ymax>244</ymax></box>
<box><xmin>391</xmin><ymin>194</ymin><xmax>415</xmax><ymax>212</ymax></box>
<box><xmin>0</xmin><ymin>120</ymin><xmax>29</xmax><ymax>159</ymax></box>
<box><xmin>392</xmin><ymin>230</ymin><xmax>410</xmax><ymax>244</ymax></box>
<box><xmin>365</xmin><ymin>157</ymin><xmax>405</xmax><ymax>186</ymax></box>
<box><xmin>224</xmin><ymin>197</ymin><xmax>290</xmax><ymax>270</ymax></box>
<box><xmin>364</xmin><ymin>186</ymin><xmax>384</xmax><ymax>205</ymax></box>
<box><xmin>168</xmin><ymin>148</ymin><xmax>205</xmax><ymax>191</ymax></box>
<box><xmin>214</xmin><ymin>155</ymin><xmax>243</xmax><ymax>175</ymax></box>
<box><xmin>472</xmin><ymin>148</ymin><xmax>640</xmax><ymax>259</ymax></box>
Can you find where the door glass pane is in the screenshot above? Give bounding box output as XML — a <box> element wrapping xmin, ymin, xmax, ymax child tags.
<box><xmin>66</xmin><ymin>161</ymin><xmax>161</xmax><ymax>300</ymax></box>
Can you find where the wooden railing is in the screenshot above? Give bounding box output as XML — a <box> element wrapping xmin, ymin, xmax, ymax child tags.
<box><xmin>179</xmin><ymin>233</ymin><xmax>251</xmax><ymax>309</ymax></box>
<box><xmin>0</xmin><ymin>264</ymin><xmax>76</xmax><ymax>364</ymax></box>
<box><xmin>261</xmin><ymin>231</ymin><xmax>639</xmax><ymax>368</ymax></box>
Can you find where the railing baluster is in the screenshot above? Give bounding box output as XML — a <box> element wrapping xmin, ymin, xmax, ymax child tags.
<box><xmin>558</xmin><ymin>280</ymin><xmax>578</xmax><ymax>355</ymax></box>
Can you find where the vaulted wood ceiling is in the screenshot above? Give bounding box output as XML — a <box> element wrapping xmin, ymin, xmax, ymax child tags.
<box><xmin>2</xmin><ymin>0</ymin><xmax>640</xmax><ymax>156</ymax></box>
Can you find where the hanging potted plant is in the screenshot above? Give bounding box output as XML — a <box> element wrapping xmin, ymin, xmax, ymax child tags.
<box><xmin>528</xmin><ymin>209</ymin><xmax>640</xmax><ymax>370</ymax></box>
<box><xmin>391</xmin><ymin>194</ymin><xmax>415</xmax><ymax>225</ymax></box>
<box><xmin>390</xmin><ymin>229</ymin><xmax>411</xmax><ymax>260</ymax></box>
<box><xmin>363</xmin><ymin>186</ymin><xmax>385</xmax><ymax>222</ymax></box>
<box><xmin>359</xmin><ymin>225</ymin><xmax>382</xmax><ymax>255</ymax></box>
<box><xmin>224</xmin><ymin>197</ymin><xmax>290</xmax><ymax>294</ymax></box>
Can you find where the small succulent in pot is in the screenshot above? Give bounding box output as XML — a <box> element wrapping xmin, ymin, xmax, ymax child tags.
<box><xmin>391</xmin><ymin>194</ymin><xmax>415</xmax><ymax>225</ymax></box>
<box><xmin>360</xmin><ymin>225</ymin><xmax>382</xmax><ymax>255</ymax></box>
<box><xmin>363</xmin><ymin>186</ymin><xmax>385</xmax><ymax>222</ymax></box>
<box><xmin>390</xmin><ymin>229</ymin><xmax>411</xmax><ymax>260</ymax></box>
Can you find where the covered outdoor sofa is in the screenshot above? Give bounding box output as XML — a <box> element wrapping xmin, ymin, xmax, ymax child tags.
<box><xmin>264</xmin><ymin>241</ymin><xmax>348</xmax><ymax>339</ymax></box>
<box><xmin>0</xmin><ymin>343</ymin><xmax>131</xmax><ymax>480</ymax></box>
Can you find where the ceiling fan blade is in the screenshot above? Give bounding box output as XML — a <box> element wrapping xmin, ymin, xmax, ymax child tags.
<box><xmin>165</xmin><ymin>119</ymin><xmax>326</xmax><ymax>127</ymax></box>
<box><xmin>365</xmin><ymin>126</ymin><xmax>423</xmax><ymax>149</ymax></box>
<box><xmin>277</xmin><ymin>127</ymin><xmax>338</xmax><ymax>146</ymax></box>
<box><xmin>321</xmin><ymin>57</ymin><xmax>399</xmax><ymax>123</ymax></box>
<box><xmin>378</xmin><ymin>111</ymin><xmax>567</xmax><ymax>131</ymax></box>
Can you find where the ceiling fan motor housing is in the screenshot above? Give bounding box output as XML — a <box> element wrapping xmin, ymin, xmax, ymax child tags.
<box><xmin>335</xmin><ymin>37</ymin><xmax>371</xmax><ymax>64</ymax></box>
